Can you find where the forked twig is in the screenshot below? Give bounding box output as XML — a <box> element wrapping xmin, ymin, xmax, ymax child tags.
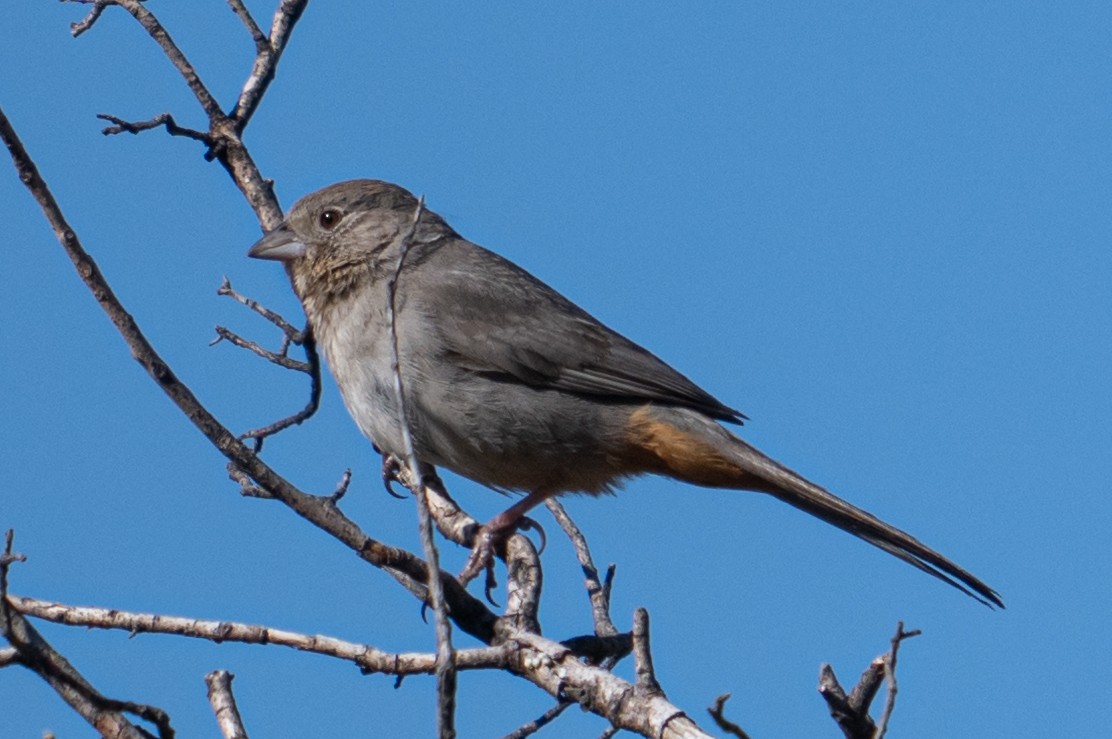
<box><xmin>546</xmin><ymin>499</ymin><xmax>618</xmax><ymax>639</ymax></box>
<box><xmin>213</xmin><ymin>279</ymin><xmax>322</xmax><ymax>445</ymax></box>
<box><xmin>876</xmin><ymin>622</ymin><xmax>920</xmax><ymax>739</ymax></box>
<box><xmin>818</xmin><ymin>622</ymin><xmax>921</xmax><ymax>739</ymax></box>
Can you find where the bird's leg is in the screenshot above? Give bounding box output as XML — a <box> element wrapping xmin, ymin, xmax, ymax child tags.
<box><xmin>459</xmin><ymin>489</ymin><xmax>551</xmax><ymax>588</ymax></box>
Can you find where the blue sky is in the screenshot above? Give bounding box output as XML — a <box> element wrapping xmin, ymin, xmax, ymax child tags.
<box><xmin>2</xmin><ymin>2</ymin><xmax>1109</xmax><ymax>736</ymax></box>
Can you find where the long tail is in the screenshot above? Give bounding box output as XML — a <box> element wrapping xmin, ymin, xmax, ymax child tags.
<box><xmin>626</xmin><ymin>406</ymin><xmax>1004</xmax><ymax>608</ymax></box>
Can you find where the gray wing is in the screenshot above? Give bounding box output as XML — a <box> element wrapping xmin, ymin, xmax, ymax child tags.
<box><xmin>412</xmin><ymin>239</ymin><xmax>745</xmax><ymax>424</ymax></box>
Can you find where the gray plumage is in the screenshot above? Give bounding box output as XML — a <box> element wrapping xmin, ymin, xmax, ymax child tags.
<box><xmin>249</xmin><ymin>179</ymin><xmax>1003</xmax><ymax>608</ymax></box>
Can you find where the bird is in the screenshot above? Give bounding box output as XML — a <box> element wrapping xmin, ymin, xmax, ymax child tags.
<box><xmin>248</xmin><ymin>179</ymin><xmax>1003</xmax><ymax>608</ymax></box>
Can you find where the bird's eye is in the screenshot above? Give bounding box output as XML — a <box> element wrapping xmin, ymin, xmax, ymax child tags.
<box><xmin>319</xmin><ymin>209</ymin><xmax>342</xmax><ymax>230</ymax></box>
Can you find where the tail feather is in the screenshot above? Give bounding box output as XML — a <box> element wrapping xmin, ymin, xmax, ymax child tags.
<box><xmin>626</xmin><ymin>406</ymin><xmax>1003</xmax><ymax>607</ymax></box>
<box><xmin>730</xmin><ymin>436</ymin><xmax>1004</xmax><ymax>609</ymax></box>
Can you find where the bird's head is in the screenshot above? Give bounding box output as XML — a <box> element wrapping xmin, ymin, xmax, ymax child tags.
<box><xmin>248</xmin><ymin>179</ymin><xmax>445</xmax><ymax>302</ymax></box>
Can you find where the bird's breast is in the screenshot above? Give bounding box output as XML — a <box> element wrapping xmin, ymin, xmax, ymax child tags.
<box><xmin>310</xmin><ymin>288</ymin><xmax>408</xmax><ymax>455</ymax></box>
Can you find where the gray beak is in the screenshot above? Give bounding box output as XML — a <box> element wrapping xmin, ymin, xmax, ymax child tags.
<box><xmin>248</xmin><ymin>223</ymin><xmax>306</xmax><ymax>261</ymax></box>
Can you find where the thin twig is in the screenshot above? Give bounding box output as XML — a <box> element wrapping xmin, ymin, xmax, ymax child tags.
<box><xmin>98</xmin><ymin>113</ymin><xmax>210</xmax><ymax>142</ymax></box>
<box><xmin>384</xmin><ymin>197</ymin><xmax>429</xmax><ymax>489</ymax></box>
<box><xmin>1</xmin><ymin>529</ymin><xmax>24</xmax><ymax>636</ymax></box>
<box><xmin>225</xmin><ymin>0</ymin><xmax>266</xmax><ymax>47</ymax></box>
<box><xmin>501</xmin><ymin>701</ymin><xmax>572</xmax><ymax>739</ymax></box>
<box><xmin>205</xmin><ymin>671</ymin><xmax>249</xmax><ymax>739</ymax></box>
<box><xmin>217</xmin><ymin>277</ymin><xmax>306</xmax><ymax>343</ymax></box>
<box><xmin>110</xmin><ymin>0</ymin><xmax>224</xmax><ymax>119</ymax></box>
<box><xmin>385</xmin><ymin>197</ymin><xmax>457</xmax><ymax>738</ymax></box>
<box><xmin>211</xmin><ymin>326</ymin><xmax>310</xmax><ymax>372</ymax></box>
<box><xmin>545</xmin><ymin>499</ymin><xmax>618</xmax><ymax>638</ymax></box>
<box><xmin>707</xmin><ymin>694</ymin><xmax>751</xmax><ymax>739</ymax></box>
<box><xmin>215</xmin><ymin>279</ymin><xmax>322</xmax><ymax>443</ymax></box>
<box><xmin>876</xmin><ymin>622</ymin><xmax>920</xmax><ymax>739</ymax></box>
<box><xmin>68</xmin><ymin>0</ymin><xmax>110</xmax><ymax>38</ymax></box>
<box><xmin>328</xmin><ymin>468</ymin><xmax>353</xmax><ymax>502</ymax></box>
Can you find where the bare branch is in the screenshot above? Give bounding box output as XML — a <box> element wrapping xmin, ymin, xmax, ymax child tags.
<box><xmin>205</xmin><ymin>671</ymin><xmax>249</xmax><ymax>739</ymax></box>
<box><xmin>818</xmin><ymin>623</ymin><xmax>921</xmax><ymax>739</ymax></box>
<box><xmin>2</xmin><ymin>533</ymin><xmax>171</xmax><ymax>738</ymax></box>
<box><xmin>389</xmin><ymin>461</ymin><xmax>543</xmax><ymax>633</ymax></box>
<box><xmin>2</xmin><ymin>108</ymin><xmax>506</xmax><ymax>645</ymax></box>
<box><xmin>508</xmin><ymin>629</ymin><xmax>709</xmax><ymax>739</ymax></box>
<box><xmin>559</xmin><ymin>633</ymin><xmax>631</xmax><ymax>664</ymax></box>
<box><xmin>500</xmin><ymin>529</ymin><xmax>543</xmax><ymax>632</ymax></box>
<box><xmin>707</xmin><ymin>694</ymin><xmax>751</xmax><ymax>739</ymax></box>
<box><xmin>215</xmin><ymin>279</ymin><xmax>322</xmax><ymax>443</ymax></box>
<box><xmin>231</xmin><ymin>0</ymin><xmax>310</xmax><ymax>128</ymax></box>
<box><xmin>0</xmin><ymin>645</ymin><xmax>19</xmax><ymax>667</ymax></box>
<box><xmin>384</xmin><ymin>197</ymin><xmax>430</xmax><ymax>488</ymax></box>
<box><xmin>3</xmin><ymin>611</ymin><xmax>170</xmax><ymax>738</ymax></box>
<box><xmin>67</xmin><ymin>1</ymin><xmax>283</xmax><ymax>224</ymax></box>
<box><xmin>10</xmin><ymin>595</ymin><xmax>509</xmax><ymax>676</ymax></box>
<box><xmin>69</xmin><ymin>0</ymin><xmax>111</xmax><ymax>38</ymax></box>
<box><xmin>0</xmin><ymin>530</ymin><xmax>26</xmax><ymax>605</ymax></box>
<box><xmin>818</xmin><ymin>663</ymin><xmax>877</xmax><ymax>739</ymax></box>
<box><xmin>327</xmin><ymin>468</ymin><xmax>353</xmax><ymax>502</ymax></box>
<box><xmin>546</xmin><ymin>499</ymin><xmax>618</xmax><ymax>638</ymax></box>
<box><xmin>632</xmin><ymin>609</ymin><xmax>661</xmax><ymax>695</ymax></box>
<box><xmin>98</xmin><ymin>113</ymin><xmax>210</xmax><ymax>143</ymax></box>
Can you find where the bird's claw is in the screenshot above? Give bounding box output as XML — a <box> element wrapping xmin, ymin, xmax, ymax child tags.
<box><xmin>381</xmin><ymin>454</ymin><xmax>407</xmax><ymax>499</ymax></box>
<box><xmin>459</xmin><ymin>526</ymin><xmax>501</xmax><ymax>605</ymax></box>
<box><xmin>517</xmin><ymin>516</ymin><xmax>547</xmax><ymax>554</ymax></box>
<box><xmin>458</xmin><ymin>516</ymin><xmax>546</xmax><ymax>604</ymax></box>
<box><xmin>459</xmin><ymin>525</ymin><xmax>497</xmax><ymax>584</ymax></box>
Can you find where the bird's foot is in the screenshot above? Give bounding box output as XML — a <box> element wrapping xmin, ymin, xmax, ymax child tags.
<box><xmin>459</xmin><ymin>525</ymin><xmax>501</xmax><ymax>602</ymax></box>
<box><xmin>458</xmin><ymin>516</ymin><xmax>546</xmax><ymax>603</ymax></box>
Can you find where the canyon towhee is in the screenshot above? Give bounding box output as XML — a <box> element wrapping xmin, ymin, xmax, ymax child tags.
<box><xmin>249</xmin><ymin>179</ymin><xmax>1001</xmax><ymax>607</ymax></box>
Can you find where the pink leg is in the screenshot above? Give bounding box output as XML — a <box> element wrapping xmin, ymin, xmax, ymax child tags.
<box><xmin>459</xmin><ymin>489</ymin><xmax>552</xmax><ymax>589</ymax></box>
<box><xmin>486</xmin><ymin>489</ymin><xmax>552</xmax><ymax>534</ymax></box>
